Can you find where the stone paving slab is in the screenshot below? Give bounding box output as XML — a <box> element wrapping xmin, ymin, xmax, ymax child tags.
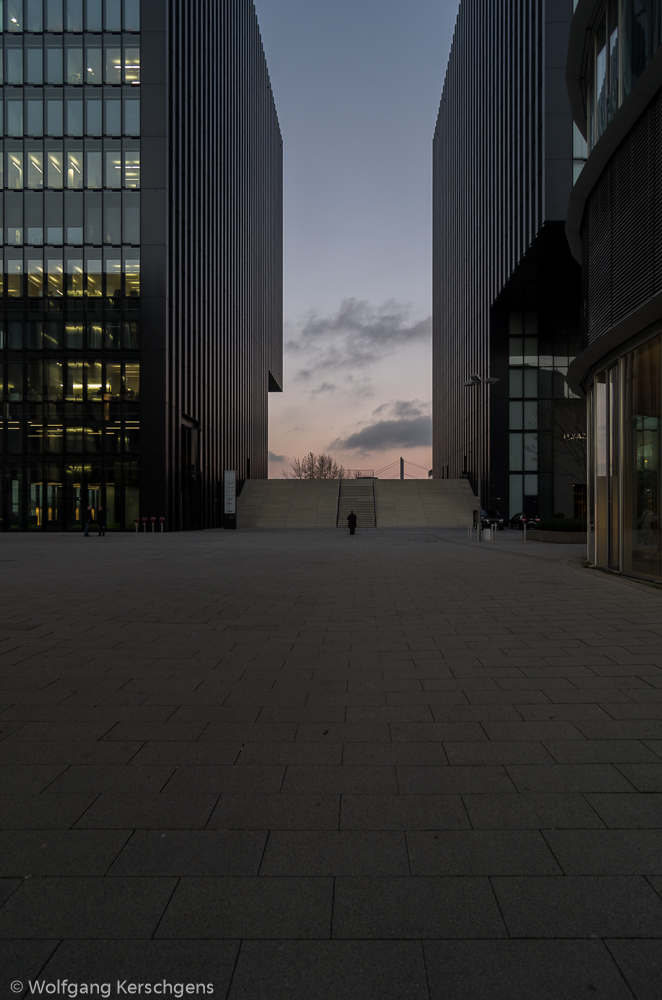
<box><xmin>1</xmin><ymin>526</ymin><xmax>662</xmax><ymax>997</ymax></box>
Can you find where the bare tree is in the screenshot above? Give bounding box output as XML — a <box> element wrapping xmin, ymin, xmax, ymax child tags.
<box><xmin>282</xmin><ymin>452</ymin><xmax>348</xmax><ymax>479</ymax></box>
<box><xmin>552</xmin><ymin>398</ymin><xmax>587</xmax><ymax>483</ymax></box>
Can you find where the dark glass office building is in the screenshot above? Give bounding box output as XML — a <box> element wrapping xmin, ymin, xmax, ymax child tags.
<box><xmin>567</xmin><ymin>0</ymin><xmax>662</xmax><ymax>580</ymax></box>
<box><xmin>433</xmin><ymin>0</ymin><xmax>586</xmax><ymax>521</ymax></box>
<box><xmin>0</xmin><ymin>0</ymin><xmax>282</xmax><ymax>531</ymax></box>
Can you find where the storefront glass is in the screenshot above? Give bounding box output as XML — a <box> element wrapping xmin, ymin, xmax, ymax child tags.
<box><xmin>590</xmin><ymin>333</ymin><xmax>662</xmax><ymax>580</ymax></box>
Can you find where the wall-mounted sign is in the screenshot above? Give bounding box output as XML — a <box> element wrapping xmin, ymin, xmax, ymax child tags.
<box><xmin>224</xmin><ymin>470</ymin><xmax>236</xmax><ymax>529</ymax></box>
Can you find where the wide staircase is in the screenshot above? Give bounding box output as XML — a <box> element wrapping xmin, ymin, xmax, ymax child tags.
<box><xmin>235</xmin><ymin>479</ymin><xmax>478</xmax><ymax>528</ymax></box>
<box><xmin>336</xmin><ymin>478</ymin><xmax>376</xmax><ymax>528</ymax></box>
<box><xmin>236</xmin><ymin>479</ymin><xmax>339</xmax><ymax>527</ymax></box>
<box><xmin>374</xmin><ymin>479</ymin><xmax>478</xmax><ymax>527</ymax></box>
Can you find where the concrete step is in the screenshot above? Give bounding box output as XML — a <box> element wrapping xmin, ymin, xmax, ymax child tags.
<box><xmin>337</xmin><ymin>479</ymin><xmax>376</xmax><ymax>527</ymax></box>
<box><xmin>374</xmin><ymin>479</ymin><xmax>478</xmax><ymax>527</ymax></box>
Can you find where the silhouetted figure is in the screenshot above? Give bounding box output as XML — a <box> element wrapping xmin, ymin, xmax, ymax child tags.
<box><xmin>83</xmin><ymin>506</ymin><xmax>93</xmax><ymax>537</ymax></box>
<box><xmin>97</xmin><ymin>507</ymin><xmax>106</xmax><ymax>537</ymax></box>
<box><xmin>347</xmin><ymin>511</ymin><xmax>357</xmax><ymax>536</ymax></box>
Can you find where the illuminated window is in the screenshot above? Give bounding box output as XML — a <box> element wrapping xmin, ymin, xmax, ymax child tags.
<box><xmin>47</xmin><ymin>151</ymin><xmax>64</xmax><ymax>188</ymax></box>
<box><xmin>66</xmin><ymin>258</ymin><xmax>84</xmax><ymax>296</ymax></box>
<box><xmin>7</xmin><ymin>151</ymin><xmax>24</xmax><ymax>189</ymax></box>
<box><xmin>27</xmin><ymin>258</ymin><xmax>44</xmax><ymax>298</ymax></box>
<box><xmin>47</xmin><ymin>258</ymin><xmax>64</xmax><ymax>296</ymax></box>
<box><xmin>67</xmin><ymin>152</ymin><xmax>83</xmax><ymax>189</ymax></box>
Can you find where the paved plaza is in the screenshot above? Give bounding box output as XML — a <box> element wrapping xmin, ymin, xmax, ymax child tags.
<box><xmin>1</xmin><ymin>526</ymin><xmax>662</xmax><ymax>998</ymax></box>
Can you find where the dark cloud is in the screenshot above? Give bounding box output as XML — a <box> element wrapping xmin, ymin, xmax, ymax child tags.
<box><xmin>311</xmin><ymin>382</ymin><xmax>337</xmax><ymax>395</ymax></box>
<box><xmin>268</xmin><ymin>450</ymin><xmax>285</xmax><ymax>462</ymax></box>
<box><xmin>287</xmin><ymin>298</ymin><xmax>431</xmax><ymax>379</ymax></box>
<box><xmin>331</xmin><ymin>399</ymin><xmax>432</xmax><ymax>453</ymax></box>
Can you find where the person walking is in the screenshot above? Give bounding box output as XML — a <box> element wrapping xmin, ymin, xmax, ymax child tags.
<box><xmin>83</xmin><ymin>505</ymin><xmax>93</xmax><ymax>537</ymax></box>
<box><xmin>97</xmin><ymin>506</ymin><xmax>106</xmax><ymax>537</ymax></box>
<box><xmin>347</xmin><ymin>510</ymin><xmax>357</xmax><ymax>536</ymax></box>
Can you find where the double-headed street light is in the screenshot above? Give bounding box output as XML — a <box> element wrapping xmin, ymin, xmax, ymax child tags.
<box><xmin>464</xmin><ymin>373</ymin><xmax>499</xmax><ymax>542</ymax></box>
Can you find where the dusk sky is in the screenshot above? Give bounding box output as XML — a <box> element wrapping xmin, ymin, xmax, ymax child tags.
<box><xmin>253</xmin><ymin>0</ymin><xmax>460</xmax><ymax>479</ymax></box>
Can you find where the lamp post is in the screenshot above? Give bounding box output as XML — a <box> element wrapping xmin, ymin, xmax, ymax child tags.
<box><xmin>464</xmin><ymin>373</ymin><xmax>499</xmax><ymax>542</ymax></box>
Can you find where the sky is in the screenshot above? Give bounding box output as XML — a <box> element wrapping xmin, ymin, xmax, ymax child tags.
<box><xmin>252</xmin><ymin>0</ymin><xmax>460</xmax><ymax>479</ymax></box>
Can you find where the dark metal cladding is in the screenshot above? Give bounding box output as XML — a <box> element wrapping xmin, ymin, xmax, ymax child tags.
<box><xmin>433</xmin><ymin>0</ymin><xmax>584</xmax><ymax>520</ymax></box>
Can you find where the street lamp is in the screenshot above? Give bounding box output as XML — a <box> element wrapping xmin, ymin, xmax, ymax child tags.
<box><xmin>464</xmin><ymin>373</ymin><xmax>499</xmax><ymax>542</ymax></box>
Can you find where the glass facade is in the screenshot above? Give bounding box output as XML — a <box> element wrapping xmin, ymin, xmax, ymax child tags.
<box><xmin>508</xmin><ymin>313</ymin><xmax>584</xmax><ymax>519</ymax></box>
<box><xmin>585</xmin><ymin>0</ymin><xmax>662</xmax><ymax>150</ymax></box>
<box><xmin>0</xmin><ymin>0</ymin><xmax>140</xmax><ymax>529</ymax></box>
<box><xmin>588</xmin><ymin>333</ymin><xmax>662</xmax><ymax>580</ymax></box>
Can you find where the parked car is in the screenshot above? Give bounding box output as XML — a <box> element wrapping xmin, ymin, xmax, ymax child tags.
<box><xmin>481</xmin><ymin>509</ymin><xmax>504</xmax><ymax>530</ymax></box>
<box><xmin>509</xmin><ymin>512</ymin><xmax>541</xmax><ymax>530</ymax></box>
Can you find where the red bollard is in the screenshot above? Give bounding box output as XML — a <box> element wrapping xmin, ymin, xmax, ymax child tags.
<box><xmin>160</xmin><ymin>517</ymin><xmax>165</xmax><ymax>533</ymax></box>
<box><xmin>134</xmin><ymin>518</ymin><xmax>139</xmax><ymax>533</ymax></box>
<box><xmin>150</xmin><ymin>517</ymin><xmax>156</xmax><ymax>533</ymax></box>
<box><xmin>141</xmin><ymin>517</ymin><xmax>148</xmax><ymax>533</ymax></box>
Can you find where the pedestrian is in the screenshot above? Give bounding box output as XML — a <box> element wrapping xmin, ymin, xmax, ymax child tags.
<box><xmin>97</xmin><ymin>506</ymin><xmax>106</xmax><ymax>537</ymax></box>
<box><xmin>347</xmin><ymin>510</ymin><xmax>357</xmax><ymax>536</ymax></box>
<box><xmin>83</xmin><ymin>505</ymin><xmax>93</xmax><ymax>537</ymax></box>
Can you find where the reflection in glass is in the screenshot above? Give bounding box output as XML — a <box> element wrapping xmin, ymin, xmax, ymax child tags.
<box><xmin>6</xmin><ymin>46</ymin><xmax>24</xmax><ymax>84</ymax></box>
<box><xmin>87</xmin><ymin>319</ymin><xmax>102</xmax><ymax>348</ymax></box>
<box><xmin>87</xmin><ymin>257</ymin><xmax>102</xmax><ymax>296</ymax></box>
<box><xmin>7</xmin><ymin>258</ymin><xmax>23</xmax><ymax>296</ymax></box>
<box><xmin>6</xmin><ymin>98</ymin><xmax>24</xmax><ymax>136</ymax></box>
<box><xmin>26</xmin><ymin>99</ymin><xmax>43</xmax><ymax>136</ymax></box>
<box><xmin>67</xmin><ymin>152</ymin><xmax>83</xmax><ymax>189</ymax></box>
<box><xmin>66</xmin><ymin>257</ymin><xmax>83</xmax><ymax>296</ymax></box>
<box><xmin>46</xmin><ymin>0</ymin><xmax>64</xmax><ymax>33</ymax></box>
<box><xmin>86</xmin><ymin>96</ymin><xmax>102</xmax><ymax>135</ymax></box>
<box><xmin>124</xmin><ymin>148</ymin><xmax>140</xmax><ymax>188</ymax></box>
<box><xmin>86</xmin><ymin>45</ymin><xmax>102</xmax><ymax>84</ymax></box>
<box><xmin>47</xmin><ymin>98</ymin><xmax>63</xmax><ymax>136</ymax></box>
<box><xmin>124</xmin><ymin>47</ymin><xmax>140</xmax><ymax>84</ymax></box>
<box><xmin>47</xmin><ymin>258</ymin><xmax>63</xmax><ymax>296</ymax></box>
<box><xmin>47</xmin><ymin>151</ymin><xmax>63</xmax><ymax>188</ymax></box>
<box><xmin>509</xmin><ymin>433</ymin><xmax>523</xmax><ymax>472</ymax></box>
<box><xmin>105</xmin><ymin>46</ymin><xmax>121</xmax><ymax>84</ymax></box>
<box><xmin>105</xmin><ymin>362</ymin><xmax>122</xmax><ymax>399</ymax></box>
<box><xmin>67</xmin><ymin>46</ymin><xmax>83</xmax><ymax>85</ymax></box>
<box><xmin>105</xmin><ymin>256</ymin><xmax>120</xmax><ymax>297</ymax></box>
<box><xmin>26</xmin><ymin>0</ymin><xmax>43</xmax><ymax>32</ymax></box>
<box><xmin>85</xmin><ymin>0</ymin><xmax>102</xmax><ymax>32</ymax></box>
<box><xmin>105</xmin><ymin>151</ymin><xmax>121</xmax><ymax>188</ymax></box>
<box><xmin>87</xmin><ymin>361</ymin><xmax>103</xmax><ymax>400</ymax></box>
<box><xmin>7</xmin><ymin>0</ymin><xmax>23</xmax><ymax>31</ymax></box>
<box><xmin>66</xmin><ymin>0</ymin><xmax>83</xmax><ymax>32</ymax></box>
<box><xmin>65</xmin><ymin>322</ymin><xmax>83</xmax><ymax>347</ymax></box>
<box><xmin>46</xmin><ymin>43</ymin><xmax>64</xmax><ymax>86</ymax></box>
<box><xmin>105</xmin><ymin>98</ymin><xmax>121</xmax><ymax>135</ymax></box>
<box><xmin>125</xmin><ymin>257</ymin><xmax>139</xmax><ymax>297</ymax></box>
<box><xmin>27</xmin><ymin>257</ymin><xmax>43</xmax><ymax>297</ymax></box>
<box><xmin>67</xmin><ymin>362</ymin><xmax>84</xmax><ymax>401</ymax></box>
<box><xmin>7</xmin><ymin>151</ymin><xmax>23</xmax><ymax>188</ymax></box>
<box><xmin>86</xmin><ymin>150</ymin><xmax>102</xmax><ymax>188</ymax></box>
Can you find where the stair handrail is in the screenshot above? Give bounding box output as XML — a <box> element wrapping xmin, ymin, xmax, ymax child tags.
<box><xmin>372</xmin><ymin>476</ymin><xmax>377</xmax><ymax>528</ymax></box>
<box><xmin>336</xmin><ymin>474</ymin><xmax>342</xmax><ymax>527</ymax></box>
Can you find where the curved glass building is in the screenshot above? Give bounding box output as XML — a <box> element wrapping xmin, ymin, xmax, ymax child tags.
<box><xmin>0</xmin><ymin>0</ymin><xmax>283</xmax><ymax>531</ymax></box>
<box><xmin>567</xmin><ymin>0</ymin><xmax>662</xmax><ymax>578</ymax></box>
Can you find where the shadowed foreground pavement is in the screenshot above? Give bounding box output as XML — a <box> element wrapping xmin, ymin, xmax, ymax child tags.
<box><xmin>1</xmin><ymin>527</ymin><xmax>662</xmax><ymax>998</ymax></box>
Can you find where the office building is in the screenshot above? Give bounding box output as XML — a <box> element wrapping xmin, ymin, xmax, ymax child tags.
<box><xmin>567</xmin><ymin>0</ymin><xmax>662</xmax><ymax>580</ymax></box>
<box><xmin>433</xmin><ymin>0</ymin><xmax>586</xmax><ymax>521</ymax></box>
<box><xmin>0</xmin><ymin>0</ymin><xmax>283</xmax><ymax>531</ymax></box>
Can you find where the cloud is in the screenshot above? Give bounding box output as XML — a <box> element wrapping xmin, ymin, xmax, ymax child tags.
<box><xmin>311</xmin><ymin>382</ymin><xmax>337</xmax><ymax>396</ymax></box>
<box><xmin>330</xmin><ymin>399</ymin><xmax>432</xmax><ymax>453</ymax></box>
<box><xmin>268</xmin><ymin>450</ymin><xmax>285</xmax><ymax>462</ymax></box>
<box><xmin>287</xmin><ymin>298</ymin><xmax>431</xmax><ymax>380</ymax></box>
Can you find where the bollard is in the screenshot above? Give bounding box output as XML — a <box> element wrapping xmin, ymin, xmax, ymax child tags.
<box><xmin>134</xmin><ymin>518</ymin><xmax>139</xmax><ymax>533</ymax></box>
<box><xmin>523</xmin><ymin>519</ymin><xmax>527</xmax><ymax>543</ymax></box>
<box><xmin>141</xmin><ymin>517</ymin><xmax>148</xmax><ymax>533</ymax></box>
<box><xmin>492</xmin><ymin>523</ymin><xmax>497</xmax><ymax>543</ymax></box>
<box><xmin>160</xmin><ymin>517</ymin><xmax>165</xmax><ymax>533</ymax></box>
<box><xmin>150</xmin><ymin>517</ymin><xmax>156</xmax><ymax>533</ymax></box>
<box><xmin>467</xmin><ymin>522</ymin><xmax>472</xmax><ymax>541</ymax></box>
